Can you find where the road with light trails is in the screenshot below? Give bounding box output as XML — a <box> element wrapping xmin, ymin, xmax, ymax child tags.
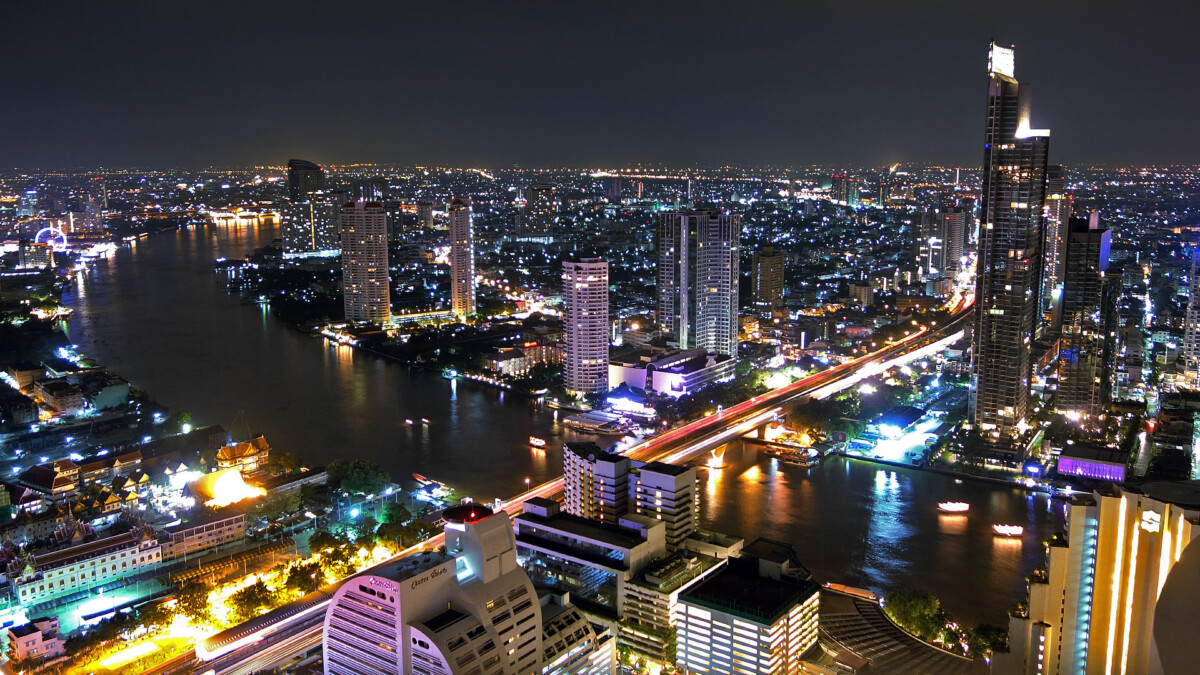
<box><xmin>180</xmin><ymin>303</ymin><xmax>973</xmax><ymax>674</ymax></box>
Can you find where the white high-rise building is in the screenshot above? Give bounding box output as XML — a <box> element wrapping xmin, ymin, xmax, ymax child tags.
<box><xmin>656</xmin><ymin>211</ymin><xmax>741</xmax><ymax>357</ymax></box>
<box><xmin>449</xmin><ymin>197</ymin><xmax>475</xmax><ymax>319</ymax></box>
<box><xmin>562</xmin><ymin>442</ymin><xmax>629</xmax><ymax>523</ymax></box>
<box><xmin>562</xmin><ymin>256</ymin><xmax>609</xmax><ymax>395</ymax></box>
<box><xmin>1184</xmin><ymin>250</ymin><xmax>1200</xmax><ymax>378</ymax></box>
<box><xmin>630</xmin><ymin>462</ymin><xmax>697</xmax><ymax>552</ymax></box>
<box><xmin>323</xmin><ymin>506</ymin><xmax>543</xmax><ymax>675</ymax></box>
<box><xmin>675</xmin><ymin>541</ymin><xmax>819</xmax><ymax>675</ymax></box>
<box><xmin>992</xmin><ymin>483</ymin><xmax>1200</xmax><ymax>675</ymax></box>
<box><xmin>340</xmin><ymin>201</ymin><xmax>390</xmax><ymax>324</ymax></box>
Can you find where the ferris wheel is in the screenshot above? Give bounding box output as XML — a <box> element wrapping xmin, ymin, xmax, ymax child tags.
<box><xmin>34</xmin><ymin>226</ymin><xmax>69</xmax><ymax>251</ymax></box>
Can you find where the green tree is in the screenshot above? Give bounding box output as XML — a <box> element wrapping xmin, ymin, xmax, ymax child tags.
<box><xmin>1146</xmin><ymin>447</ymin><xmax>1193</xmax><ymax>481</ymax></box>
<box><xmin>309</xmin><ymin>528</ymin><xmax>345</xmax><ymax>552</ymax></box>
<box><xmin>382</xmin><ymin>502</ymin><xmax>412</xmax><ymax>525</ymax></box>
<box><xmin>266</xmin><ymin>451</ymin><xmax>302</xmax><ymax>476</ymax></box>
<box><xmin>175</xmin><ymin>581</ymin><xmax>213</xmax><ymax>624</ymax></box>
<box><xmin>377</xmin><ymin>520</ymin><xmax>408</xmax><ymax>547</ymax></box>
<box><xmin>883</xmin><ymin>589</ymin><xmax>945</xmax><ymax>642</ymax></box>
<box><xmin>355</xmin><ymin>515</ymin><xmax>379</xmax><ymax>544</ymax></box>
<box><xmin>965</xmin><ymin>623</ymin><xmax>1009</xmax><ymax>659</ymax></box>
<box><xmin>328</xmin><ymin>459</ymin><xmax>390</xmax><ymax>495</ymax></box>
<box><xmin>229</xmin><ymin>579</ymin><xmax>278</xmax><ymax>624</ymax></box>
<box><xmin>137</xmin><ymin>600</ymin><xmax>171</xmax><ymax>631</ymax></box>
<box><xmin>286</xmin><ymin>560</ymin><xmax>323</xmax><ymax>595</ymax></box>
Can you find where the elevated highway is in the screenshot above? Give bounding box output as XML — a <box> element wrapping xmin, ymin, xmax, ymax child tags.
<box><xmin>181</xmin><ymin>304</ymin><xmax>973</xmax><ymax>673</ymax></box>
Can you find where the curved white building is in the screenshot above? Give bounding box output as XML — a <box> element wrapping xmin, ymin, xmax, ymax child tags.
<box><xmin>323</xmin><ymin>505</ymin><xmax>542</xmax><ymax>675</ymax></box>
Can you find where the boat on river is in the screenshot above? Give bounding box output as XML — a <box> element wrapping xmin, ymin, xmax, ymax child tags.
<box><xmin>938</xmin><ymin>501</ymin><xmax>970</xmax><ymax>513</ymax></box>
<box><xmin>993</xmin><ymin>524</ymin><xmax>1024</xmax><ymax>537</ymax></box>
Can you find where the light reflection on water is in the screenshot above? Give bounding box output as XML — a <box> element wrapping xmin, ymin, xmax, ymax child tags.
<box><xmin>700</xmin><ymin>445</ymin><xmax>1064</xmax><ymax>627</ymax></box>
<box><xmin>62</xmin><ymin>222</ymin><xmax>1065</xmax><ymax>628</ymax></box>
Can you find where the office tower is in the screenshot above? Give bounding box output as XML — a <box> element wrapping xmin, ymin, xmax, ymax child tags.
<box><xmin>286</xmin><ymin>159</ymin><xmax>325</xmax><ymax>202</ymax></box>
<box><xmin>675</xmin><ymin>540</ymin><xmax>820</xmax><ymax>674</ymax></box>
<box><xmin>448</xmin><ymin>198</ymin><xmax>475</xmax><ymax>319</ymax></box>
<box><xmin>283</xmin><ymin>201</ymin><xmax>340</xmax><ymax>256</ymax></box>
<box><xmin>322</xmin><ymin>506</ymin><xmax>544</xmax><ymax>675</ymax></box>
<box><xmin>630</xmin><ymin>462</ymin><xmax>696</xmax><ymax>552</ymax></box>
<box><xmin>604</xmin><ymin>176</ymin><xmax>622</xmax><ymax>202</ymax></box>
<box><xmin>830</xmin><ymin>174</ymin><xmax>861</xmax><ymax>206</ymax></box>
<box><xmin>417</xmin><ymin>201</ymin><xmax>436</xmax><ymax>231</ymax></box>
<box><xmin>656</xmin><ymin>211</ymin><xmax>741</xmax><ymax>357</ymax></box>
<box><xmin>1184</xmin><ymin>251</ymin><xmax>1200</xmax><ymax>379</ymax></box>
<box><xmin>992</xmin><ymin>483</ymin><xmax>1200</xmax><ymax>675</ymax></box>
<box><xmin>918</xmin><ymin>209</ymin><xmax>969</xmax><ymax>276</ymax></box>
<box><xmin>751</xmin><ymin>246</ymin><xmax>785</xmax><ymax>307</ymax></box>
<box><xmin>562</xmin><ymin>257</ymin><xmax>610</xmax><ymax>396</ymax></box>
<box><xmin>1056</xmin><ymin>214</ymin><xmax>1113</xmax><ymax>417</ymax></box>
<box><xmin>969</xmin><ymin>43</ymin><xmax>1051</xmax><ymax>449</ymax></box>
<box><xmin>340</xmin><ymin>201</ymin><xmax>390</xmax><ymax>324</ymax></box>
<box><xmin>1042</xmin><ymin>165</ymin><xmax>1073</xmax><ymax>330</ymax></box>
<box><xmin>940</xmin><ymin>208</ymin><xmax>968</xmax><ymax>272</ymax></box>
<box><xmin>517</xmin><ymin>184</ymin><xmax>556</xmax><ymax>236</ymax></box>
<box><xmin>351</xmin><ymin>178</ymin><xmax>386</xmax><ymax>202</ymax></box>
<box><xmin>563</xmin><ymin>442</ymin><xmax>630</xmax><ymax>522</ymax></box>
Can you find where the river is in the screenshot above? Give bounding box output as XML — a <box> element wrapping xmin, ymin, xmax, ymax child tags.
<box><xmin>61</xmin><ymin>222</ymin><xmax>1063</xmax><ymax>627</ymax></box>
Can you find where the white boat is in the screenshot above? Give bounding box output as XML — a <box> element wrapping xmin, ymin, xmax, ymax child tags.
<box><xmin>938</xmin><ymin>502</ymin><xmax>970</xmax><ymax>513</ymax></box>
<box><xmin>993</xmin><ymin>524</ymin><xmax>1024</xmax><ymax>537</ymax></box>
<box><xmin>528</xmin><ymin>436</ymin><xmax>547</xmax><ymax>448</ymax></box>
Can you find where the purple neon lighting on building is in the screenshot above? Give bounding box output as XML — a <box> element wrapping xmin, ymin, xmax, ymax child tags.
<box><xmin>1059</xmin><ymin>457</ymin><xmax>1125</xmax><ymax>482</ymax></box>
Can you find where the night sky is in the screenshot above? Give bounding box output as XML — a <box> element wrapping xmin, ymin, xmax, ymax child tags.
<box><xmin>3</xmin><ymin>1</ymin><xmax>1196</xmax><ymax>169</ymax></box>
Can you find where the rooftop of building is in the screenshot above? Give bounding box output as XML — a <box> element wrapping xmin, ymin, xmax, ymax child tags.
<box><xmin>743</xmin><ymin>538</ymin><xmax>810</xmax><ymax>574</ymax></box>
<box><xmin>564</xmin><ymin>442</ymin><xmax>624</xmax><ymax>464</ymax></box>
<box><xmin>638</xmin><ymin>461</ymin><xmax>690</xmax><ymax>477</ymax></box>
<box><xmin>633</xmin><ymin>550</ymin><xmax>723</xmax><ymax>594</ymax></box>
<box><xmin>1140</xmin><ymin>480</ymin><xmax>1200</xmax><ymax>509</ymax></box>
<box><xmin>162</xmin><ymin>508</ymin><xmax>246</xmax><ymax>534</ymax></box>
<box><xmin>1060</xmin><ymin>442</ymin><xmax>1129</xmax><ymax>465</ymax></box>
<box><xmin>680</xmin><ymin>556</ymin><xmax>819</xmax><ymax>625</ymax></box>
<box><xmin>610</xmin><ymin>347</ymin><xmax>732</xmax><ymax>372</ymax></box>
<box><xmin>515</xmin><ymin>509</ymin><xmax>646</xmax><ymax>552</ymax></box>
<box><xmin>8</xmin><ymin>618</ymin><xmax>54</xmax><ymax>638</ymax></box>
<box><xmin>370</xmin><ymin>550</ymin><xmax>454</xmax><ymax>584</ymax></box>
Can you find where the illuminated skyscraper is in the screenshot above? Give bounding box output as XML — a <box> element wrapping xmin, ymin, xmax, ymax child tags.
<box><xmin>830</xmin><ymin>173</ymin><xmax>861</xmax><ymax>206</ymax></box>
<box><xmin>656</xmin><ymin>211</ymin><xmax>741</xmax><ymax>357</ymax></box>
<box><xmin>286</xmin><ymin>158</ymin><xmax>325</xmax><ymax>202</ymax></box>
<box><xmin>340</xmin><ymin>201</ymin><xmax>390</xmax><ymax>324</ymax></box>
<box><xmin>1056</xmin><ymin>214</ymin><xmax>1114</xmax><ymax>417</ymax></box>
<box><xmin>969</xmin><ymin>42</ymin><xmax>1051</xmax><ymax>451</ymax></box>
<box><xmin>449</xmin><ymin>197</ymin><xmax>475</xmax><ymax>319</ymax></box>
<box><xmin>1042</xmin><ymin>165</ymin><xmax>1073</xmax><ymax>330</ymax></box>
<box><xmin>562</xmin><ymin>256</ymin><xmax>610</xmax><ymax>395</ymax></box>
<box><xmin>751</xmin><ymin>246</ymin><xmax>785</xmax><ymax>308</ymax></box>
<box><xmin>1184</xmin><ymin>251</ymin><xmax>1200</xmax><ymax>380</ymax></box>
<box><xmin>283</xmin><ymin>201</ymin><xmax>340</xmax><ymax>256</ymax></box>
<box><xmin>993</xmin><ymin>483</ymin><xmax>1200</xmax><ymax>675</ymax></box>
<box><xmin>517</xmin><ymin>183</ymin><xmax>556</xmax><ymax>236</ymax></box>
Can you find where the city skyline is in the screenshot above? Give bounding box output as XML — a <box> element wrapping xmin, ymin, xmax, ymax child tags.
<box><xmin>3</xmin><ymin>1</ymin><xmax>1199</xmax><ymax>168</ymax></box>
<box><xmin>2</xmin><ymin>17</ymin><xmax>1200</xmax><ymax>673</ymax></box>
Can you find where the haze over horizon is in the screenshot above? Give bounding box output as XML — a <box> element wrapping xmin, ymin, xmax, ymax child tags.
<box><xmin>3</xmin><ymin>0</ymin><xmax>1196</xmax><ymax>168</ymax></box>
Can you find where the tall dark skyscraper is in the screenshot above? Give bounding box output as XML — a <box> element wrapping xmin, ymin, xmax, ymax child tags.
<box><xmin>1056</xmin><ymin>214</ymin><xmax>1114</xmax><ymax>417</ymax></box>
<box><xmin>286</xmin><ymin>159</ymin><xmax>325</xmax><ymax>202</ymax></box>
<box><xmin>657</xmin><ymin>210</ymin><xmax>741</xmax><ymax>357</ymax></box>
<box><xmin>969</xmin><ymin>43</ymin><xmax>1051</xmax><ymax>450</ymax></box>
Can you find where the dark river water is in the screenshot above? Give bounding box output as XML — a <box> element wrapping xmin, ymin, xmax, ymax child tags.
<box><xmin>61</xmin><ymin>222</ymin><xmax>1063</xmax><ymax>627</ymax></box>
